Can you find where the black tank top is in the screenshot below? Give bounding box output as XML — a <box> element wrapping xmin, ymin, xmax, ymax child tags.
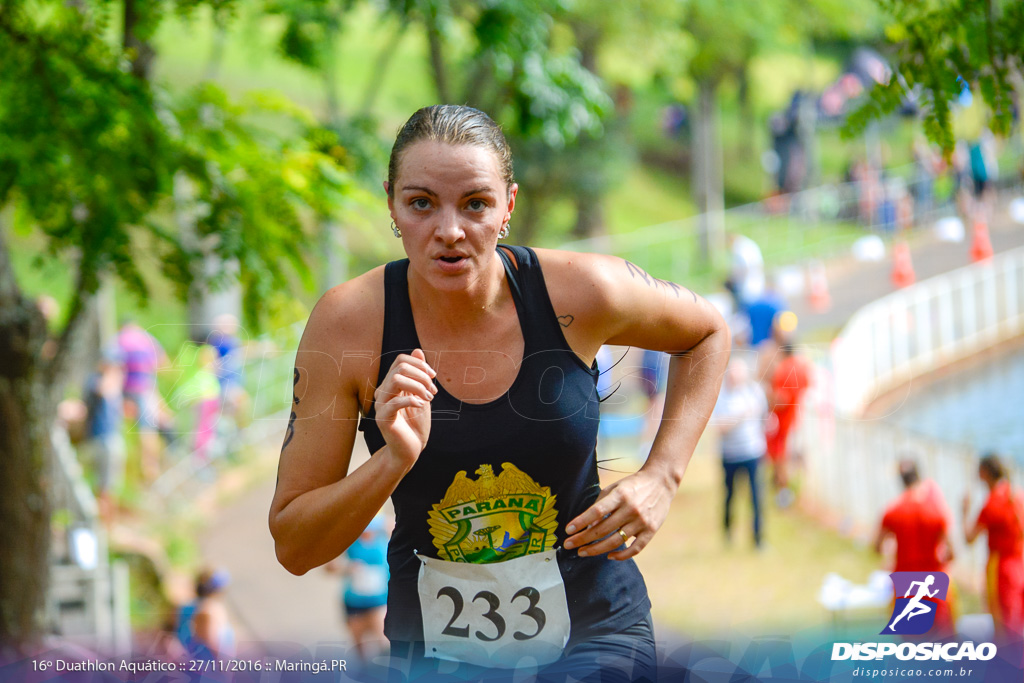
<box><xmin>359</xmin><ymin>245</ymin><xmax>651</xmax><ymax>645</ymax></box>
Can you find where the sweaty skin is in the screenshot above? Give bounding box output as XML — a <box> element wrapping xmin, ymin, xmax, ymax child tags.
<box><xmin>269</xmin><ymin>140</ymin><xmax>730</xmax><ymax>575</ymax></box>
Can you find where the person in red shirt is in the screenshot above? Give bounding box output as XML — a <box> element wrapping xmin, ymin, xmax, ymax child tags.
<box><xmin>765</xmin><ymin>342</ymin><xmax>811</xmax><ymax>504</ymax></box>
<box><xmin>874</xmin><ymin>459</ymin><xmax>956</xmax><ymax>634</ymax></box>
<box><xmin>964</xmin><ymin>452</ymin><xmax>1024</xmax><ymax>639</ymax></box>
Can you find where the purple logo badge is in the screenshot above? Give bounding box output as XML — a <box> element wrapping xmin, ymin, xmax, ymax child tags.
<box><xmin>883</xmin><ymin>572</ymin><xmax>949</xmax><ymax>635</ymax></box>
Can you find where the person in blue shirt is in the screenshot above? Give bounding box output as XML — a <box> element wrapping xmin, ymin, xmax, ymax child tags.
<box><xmin>746</xmin><ymin>286</ymin><xmax>788</xmax><ymax>348</ymax></box>
<box><xmin>328</xmin><ymin>513</ymin><xmax>392</xmax><ymax>662</ymax></box>
<box><xmin>83</xmin><ymin>349</ymin><xmax>125</xmax><ymax>521</ymax></box>
<box><xmin>176</xmin><ymin>568</ymin><xmax>235</xmax><ymax>660</ymax></box>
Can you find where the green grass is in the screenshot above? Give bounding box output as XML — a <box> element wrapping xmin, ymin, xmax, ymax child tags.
<box><xmin>607</xmin><ymin>165</ymin><xmax>699</xmax><ymax>232</ymax></box>
<box><xmin>153</xmin><ymin>4</ymin><xmax>442</xmax><ymax>124</ymax></box>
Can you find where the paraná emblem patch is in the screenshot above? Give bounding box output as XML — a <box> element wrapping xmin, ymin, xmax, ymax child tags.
<box><xmin>428</xmin><ymin>463</ymin><xmax>558</xmax><ymax>563</ymax></box>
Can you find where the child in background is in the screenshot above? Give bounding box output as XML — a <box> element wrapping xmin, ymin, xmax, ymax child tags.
<box><xmin>172</xmin><ymin>344</ymin><xmax>222</xmax><ymax>466</ymax></box>
<box><xmin>327</xmin><ymin>514</ymin><xmax>391</xmax><ymax>663</ymax></box>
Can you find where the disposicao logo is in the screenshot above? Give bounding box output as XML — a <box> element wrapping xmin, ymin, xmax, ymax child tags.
<box><xmin>831</xmin><ymin>572</ymin><xmax>998</xmax><ymax>662</ymax></box>
<box><xmin>884</xmin><ymin>572</ymin><xmax>948</xmax><ymax>635</ymax></box>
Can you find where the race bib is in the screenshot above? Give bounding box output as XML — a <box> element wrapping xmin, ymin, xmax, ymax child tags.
<box><xmin>417</xmin><ymin>549</ymin><xmax>570</xmax><ymax>668</ymax></box>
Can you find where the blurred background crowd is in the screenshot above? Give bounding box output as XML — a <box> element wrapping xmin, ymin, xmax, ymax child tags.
<box><xmin>3</xmin><ymin>0</ymin><xmax>1024</xmax><ymax>672</ymax></box>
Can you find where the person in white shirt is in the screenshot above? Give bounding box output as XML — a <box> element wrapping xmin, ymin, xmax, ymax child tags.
<box><xmin>726</xmin><ymin>233</ymin><xmax>765</xmax><ymax>311</ymax></box>
<box><xmin>712</xmin><ymin>357</ymin><xmax>769</xmax><ymax>548</ymax></box>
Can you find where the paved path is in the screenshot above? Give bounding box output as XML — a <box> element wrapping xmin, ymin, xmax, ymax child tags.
<box><xmin>198</xmin><ymin>202</ymin><xmax>1024</xmax><ymax>650</ymax></box>
<box><xmin>790</xmin><ymin>211</ymin><xmax>1024</xmax><ymax>335</ymax></box>
<box><xmin>198</xmin><ymin>476</ymin><xmax>344</xmax><ymax>651</ymax></box>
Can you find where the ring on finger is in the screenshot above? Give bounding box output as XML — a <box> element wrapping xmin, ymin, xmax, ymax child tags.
<box><xmin>617</xmin><ymin>528</ymin><xmax>629</xmax><ymax>544</ymax></box>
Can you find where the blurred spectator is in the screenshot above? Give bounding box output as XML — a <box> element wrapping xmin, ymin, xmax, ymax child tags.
<box><xmin>912</xmin><ymin>138</ymin><xmax>939</xmax><ymax>224</ymax></box>
<box><xmin>952</xmin><ymin>141</ymin><xmax>973</xmax><ymax>221</ymax></box>
<box><xmin>744</xmin><ymin>283</ymin><xmax>787</xmax><ymax>348</ymax></box>
<box><xmin>208</xmin><ymin>314</ymin><xmax>250</xmax><ymax>427</ymax></box>
<box><xmin>176</xmin><ymin>568</ymin><xmax>235</xmax><ymax>660</ymax></box>
<box><xmin>712</xmin><ymin>358</ymin><xmax>768</xmax><ymax>549</ymax></box>
<box><xmin>662</xmin><ymin>104</ymin><xmax>689</xmax><ymax>139</ymax></box>
<box><xmin>83</xmin><ymin>348</ymin><xmax>125</xmax><ymax>522</ymax></box>
<box><xmin>36</xmin><ymin>295</ymin><xmax>60</xmax><ymax>361</ymax></box>
<box><xmin>725</xmin><ymin>233</ymin><xmax>765</xmax><ymax>313</ymax></box>
<box><xmin>848</xmin><ymin>158</ymin><xmax>883</xmax><ymax>227</ymax></box>
<box><xmin>769</xmin><ymin>103</ymin><xmax>806</xmax><ymax>195</ymax></box>
<box><xmin>172</xmin><ymin>344</ymin><xmax>222</xmax><ymax>465</ymax></box>
<box><xmin>765</xmin><ymin>341</ymin><xmax>812</xmax><ymax>505</ymax></box>
<box><xmin>117</xmin><ymin>320</ymin><xmax>168</xmax><ymax>480</ymax></box>
<box><xmin>327</xmin><ymin>514</ymin><xmax>391</xmax><ymax>663</ymax></box>
<box><xmin>874</xmin><ymin>459</ymin><xmax>956</xmax><ymax>635</ymax></box>
<box><xmin>969</xmin><ymin>130</ymin><xmax>999</xmax><ymax>224</ymax></box>
<box><xmin>963</xmin><ymin>452</ymin><xmax>1024</xmax><ymax>640</ymax></box>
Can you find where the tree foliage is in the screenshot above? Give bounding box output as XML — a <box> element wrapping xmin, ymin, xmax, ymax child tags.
<box><xmin>0</xmin><ymin>0</ymin><xmax>363</xmax><ymax>647</ymax></box>
<box><xmin>1</xmin><ymin>1</ymin><xmax>358</xmax><ymax>331</ymax></box>
<box><xmin>1</xmin><ymin>3</ymin><xmax>172</xmax><ymax>301</ymax></box>
<box><xmin>849</xmin><ymin>0</ymin><xmax>1023</xmax><ymax>154</ymax></box>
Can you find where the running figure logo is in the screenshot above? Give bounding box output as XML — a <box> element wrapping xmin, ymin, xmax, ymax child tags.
<box><xmin>884</xmin><ymin>572</ymin><xmax>950</xmax><ymax>635</ymax></box>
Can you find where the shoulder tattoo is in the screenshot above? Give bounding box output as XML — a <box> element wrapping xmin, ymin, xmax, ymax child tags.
<box><xmin>624</xmin><ymin>259</ymin><xmax>697</xmax><ymax>303</ymax></box>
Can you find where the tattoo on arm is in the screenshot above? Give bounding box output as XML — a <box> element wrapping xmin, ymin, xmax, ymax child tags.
<box><xmin>624</xmin><ymin>260</ymin><xmax>698</xmax><ymax>303</ymax></box>
<box><xmin>282</xmin><ymin>368</ymin><xmax>300</xmax><ymax>451</ymax></box>
<box><xmin>557</xmin><ymin>314</ymin><xmax>575</xmax><ymax>328</ymax></box>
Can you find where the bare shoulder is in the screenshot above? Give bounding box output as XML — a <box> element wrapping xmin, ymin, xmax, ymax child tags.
<box><xmin>298</xmin><ymin>266</ymin><xmax>386</xmax><ymax>402</ymax></box>
<box><xmin>530</xmin><ymin>249</ymin><xmax>627</xmax><ymax>361</ymax></box>
<box><xmin>532</xmin><ymin>248</ymin><xmax>622</xmax><ymax>311</ymax></box>
<box><xmin>532</xmin><ymin>247</ymin><xmax>722</xmax><ymax>353</ymax></box>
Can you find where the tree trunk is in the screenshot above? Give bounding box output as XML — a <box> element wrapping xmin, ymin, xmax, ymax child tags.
<box><xmin>123</xmin><ymin>0</ymin><xmax>155</xmax><ymax>82</ymax></box>
<box><xmin>0</xmin><ymin>216</ymin><xmax>51</xmax><ymax>653</ymax></box>
<box><xmin>321</xmin><ymin>40</ymin><xmax>342</xmax><ymax>128</ymax></box>
<box><xmin>692</xmin><ymin>78</ymin><xmax>725</xmax><ymax>267</ymax></box>
<box><xmin>736</xmin><ymin>61</ymin><xmax>755</xmax><ymax>159</ymax></box>
<box><xmin>424</xmin><ymin>9</ymin><xmax>451</xmax><ymax>103</ymax></box>
<box><xmin>571</xmin><ymin>191</ymin><xmax>605</xmax><ymax>240</ymax></box>
<box><xmin>514</xmin><ymin>191</ymin><xmax>544</xmax><ymax>247</ymax></box>
<box><xmin>569</xmin><ymin>22</ymin><xmax>605</xmax><ymax>240</ymax></box>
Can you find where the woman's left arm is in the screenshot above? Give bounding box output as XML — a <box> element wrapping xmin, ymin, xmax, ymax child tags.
<box><xmin>540</xmin><ymin>250</ymin><xmax>731</xmax><ymax>560</ymax></box>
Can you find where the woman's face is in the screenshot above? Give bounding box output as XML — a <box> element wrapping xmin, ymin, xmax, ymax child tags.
<box><xmin>387</xmin><ymin>140</ymin><xmax>517</xmax><ymax>292</ymax></box>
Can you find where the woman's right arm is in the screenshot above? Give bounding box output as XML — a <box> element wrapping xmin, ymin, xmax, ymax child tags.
<box><xmin>268</xmin><ymin>278</ymin><xmax>435</xmax><ymax>575</ymax></box>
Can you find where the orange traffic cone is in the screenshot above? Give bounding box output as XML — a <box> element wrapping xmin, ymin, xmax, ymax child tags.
<box><xmin>970</xmin><ymin>218</ymin><xmax>994</xmax><ymax>262</ymax></box>
<box><xmin>891</xmin><ymin>241</ymin><xmax>916</xmax><ymax>288</ymax></box>
<box><xmin>807</xmin><ymin>260</ymin><xmax>831</xmax><ymax>312</ymax></box>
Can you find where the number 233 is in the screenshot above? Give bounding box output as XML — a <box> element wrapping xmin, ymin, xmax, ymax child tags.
<box><xmin>436</xmin><ymin>586</ymin><xmax>546</xmax><ymax>642</ymax></box>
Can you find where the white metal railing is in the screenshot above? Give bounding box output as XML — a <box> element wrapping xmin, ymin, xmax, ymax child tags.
<box><xmin>49</xmin><ymin>427</ymin><xmax>131</xmax><ymax>653</ymax></box>
<box><xmin>831</xmin><ymin>245</ymin><xmax>1024</xmax><ymax>417</ymax></box>
<box><xmin>796</xmin><ymin>245</ymin><xmax>1024</xmax><ymax>585</ymax></box>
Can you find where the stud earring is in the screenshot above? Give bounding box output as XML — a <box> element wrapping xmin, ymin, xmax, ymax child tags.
<box><xmin>391</xmin><ymin>221</ymin><xmax>401</xmax><ymax>238</ymax></box>
<box><xmin>498</xmin><ymin>224</ymin><xmax>510</xmax><ymax>240</ymax></box>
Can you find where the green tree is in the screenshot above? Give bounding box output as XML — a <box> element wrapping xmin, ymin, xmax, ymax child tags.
<box><xmin>0</xmin><ymin>1</ymin><xmax>355</xmax><ymax>650</ymax></box>
<box><xmin>383</xmin><ymin>0</ymin><xmax>612</xmax><ymax>243</ymax></box>
<box><xmin>849</xmin><ymin>0</ymin><xmax>1023</xmax><ymax>155</ymax></box>
<box><xmin>680</xmin><ymin>0</ymin><xmax>881</xmax><ymax>264</ymax></box>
